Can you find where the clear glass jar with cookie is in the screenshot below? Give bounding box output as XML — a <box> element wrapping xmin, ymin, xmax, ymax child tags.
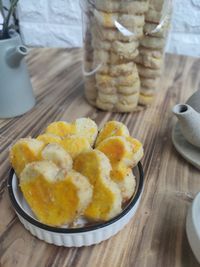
<box><xmin>81</xmin><ymin>0</ymin><xmax>172</xmax><ymax>111</ymax></box>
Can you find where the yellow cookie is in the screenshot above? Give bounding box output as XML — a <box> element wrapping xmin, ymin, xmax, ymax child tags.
<box><xmin>60</xmin><ymin>135</ymin><xmax>91</xmax><ymax>159</ymax></box>
<box><xmin>95</xmin><ymin>121</ymin><xmax>130</xmax><ymax>146</ymax></box>
<box><xmin>46</xmin><ymin>118</ymin><xmax>98</xmax><ymax>146</ymax></box>
<box><xmin>45</xmin><ymin>121</ymin><xmax>76</xmax><ymax>137</ymax></box>
<box><xmin>36</xmin><ymin>133</ymin><xmax>61</xmax><ymax>145</ymax></box>
<box><xmin>74</xmin><ymin>118</ymin><xmax>98</xmax><ymax>146</ymax></box>
<box><xmin>41</xmin><ymin>143</ymin><xmax>73</xmax><ymax>171</ymax></box>
<box><xmin>96</xmin><ymin>136</ymin><xmax>133</xmax><ymax>167</ymax></box>
<box><xmin>126</xmin><ymin>137</ymin><xmax>144</xmax><ymax>166</ymax></box>
<box><xmin>74</xmin><ymin>150</ymin><xmax>122</xmax><ymax>221</ymax></box>
<box><xmin>9</xmin><ymin>138</ymin><xmax>45</xmax><ymax>177</ymax></box>
<box><xmin>20</xmin><ymin>161</ymin><xmax>93</xmax><ymax>226</ymax></box>
<box><xmin>111</xmin><ymin>165</ymin><xmax>136</xmax><ymax>202</ymax></box>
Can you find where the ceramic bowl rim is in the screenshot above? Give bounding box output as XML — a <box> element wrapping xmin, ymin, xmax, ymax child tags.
<box><xmin>7</xmin><ymin>162</ymin><xmax>144</xmax><ymax>234</ymax></box>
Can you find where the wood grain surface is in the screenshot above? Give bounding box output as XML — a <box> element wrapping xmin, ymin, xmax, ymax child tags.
<box><xmin>0</xmin><ymin>48</ymin><xmax>200</xmax><ymax>267</ymax></box>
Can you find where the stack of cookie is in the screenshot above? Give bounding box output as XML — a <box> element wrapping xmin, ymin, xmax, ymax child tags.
<box><xmin>135</xmin><ymin>0</ymin><xmax>171</xmax><ymax>105</ymax></box>
<box><xmin>84</xmin><ymin>0</ymin><xmax>149</xmax><ymax>112</ymax></box>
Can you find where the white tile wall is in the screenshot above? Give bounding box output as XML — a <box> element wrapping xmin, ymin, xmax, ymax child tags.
<box><xmin>166</xmin><ymin>0</ymin><xmax>200</xmax><ymax>57</ymax></box>
<box><xmin>17</xmin><ymin>0</ymin><xmax>82</xmax><ymax>47</ymax></box>
<box><xmin>16</xmin><ymin>0</ymin><xmax>200</xmax><ymax>57</ymax></box>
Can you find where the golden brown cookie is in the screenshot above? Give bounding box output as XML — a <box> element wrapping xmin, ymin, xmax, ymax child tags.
<box><xmin>117</xmin><ymin>80</ymin><xmax>140</xmax><ymax>95</ymax></box>
<box><xmin>97</xmin><ymin>62</ymin><xmax>135</xmax><ymax>77</ymax></box>
<box><xmin>118</xmin><ymin>92</ymin><xmax>139</xmax><ymax>105</ymax></box>
<box><xmin>139</xmin><ymin>93</ymin><xmax>155</xmax><ymax>105</ymax></box>
<box><xmin>140</xmin><ymin>86</ymin><xmax>156</xmax><ymax>96</ymax></box>
<box><xmin>117</xmin><ymin>72</ymin><xmax>140</xmax><ymax>86</ymax></box>
<box><xmin>94</xmin><ymin>9</ymin><xmax>145</xmax><ymax>29</ymax></box>
<box><xmin>95</xmin><ymin>0</ymin><xmax>149</xmax><ymax>14</ymax></box>
<box><xmin>36</xmin><ymin>133</ymin><xmax>61</xmax><ymax>145</ymax></box>
<box><xmin>74</xmin><ymin>118</ymin><xmax>98</xmax><ymax>146</ymax></box>
<box><xmin>60</xmin><ymin>135</ymin><xmax>91</xmax><ymax>159</ymax></box>
<box><xmin>45</xmin><ymin>121</ymin><xmax>76</xmax><ymax>137</ymax></box>
<box><xmin>140</xmin><ymin>77</ymin><xmax>158</xmax><ymax>88</ymax></box>
<box><xmin>95</xmin><ymin>120</ymin><xmax>130</xmax><ymax>146</ymax></box>
<box><xmin>137</xmin><ymin>64</ymin><xmax>161</xmax><ymax>78</ymax></box>
<box><xmin>140</xmin><ymin>36</ymin><xmax>165</xmax><ymax>49</ymax></box>
<box><xmin>97</xmin><ymin>92</ymin><xmax>118</xmax><ymax>105</ymax></box>
<box><xmin>41</xmin><ymin>143</ymin><xmax>73</xmax><ymax>171</ymax></box>
<box><xmin>135</xmin><ymin>53</ymin><xmax>163</xmax><ymax>69</ymax></box>
<box><xmin>96</xmin><ymin>98</ymin><xmax>114</xmax><ymax>111</ymax></box>
<box><xmin>9</xmin><ymin>138</ymin><xmax>45</xmax><ymax>177</ymax></box>
<box><xmin>110</xmin><ymin>49</ymin><xmax>139</xmax><ymax>64</ymax></box>
<box><xmin>92</xmin><ymin>21</ymin><xmax>143</xmax><ymax>42</ymax></box>
<box><xmin>139</xmin><ymin>46</ymin><xmax>163</xmax><ymax>59</ymax></box>
<box><xmin>110</xmin><ymin>165</ymin><xmax>136</xmax><ymax>202</ymax></box>
<box><xmin>144</xmin><ymin>21</ymin><xmax>169</xmax><ymax>38</ymax></box>
<box><xmin>96</xmin><ymin>72</ymin><xmax>139</xmax><ymax>88</ymax></box>
<box><xmin>74</xmin><ymin>150</ymin><xmax>122</xmax><ymax>221</ymax></box>
<box><xmin>110</xmin><ymin>62</ymin><xmax>135</xmax><ymax>76</ymax></box>
<box><xmin>93</xmin><ymin>49</ymin><xmax>110</xmax><ymax>66</ymax></box>
<box><xmin>92</xmin><ymin>35</ymin><xmax>111</xmax><ymax>51</ymax></box>
<box><xmin>96</xmin><ymin>136</ymin><xmax>134</xmax><ymax>166</ymax></box>
<box><xmin>97</xmin><ymin>85</ymin><xmax>117</xmax><ymax>95</ymax></box>
<box><xmin>20</xmin><ymin>161</ymin><xmax>93</xmax><ymax>226</ymax></box>
<box><xmin>112</xmin><ymin>40</ymin><xmax>139</xmax><ymax>57</ymax></box>
<box><xmin>118</xmin><ymin>14</ymin><xmax>145</xmax><ymax>29</ymax></box>
<box><xmin>126</xmin><ymin>136</ymin><xmax>144</xmax><ymax>166</ymax></box>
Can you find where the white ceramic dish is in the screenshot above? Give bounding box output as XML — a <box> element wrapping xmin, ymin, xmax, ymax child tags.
<box><xmin>186</xmin><ymin>192</ymin><xmax>200</xmax><ymax>263</ymax></box>
<box><xmin>7</xmin><ymin>163</ymin><xmax>144</xmax><ymax>247</ymax></box>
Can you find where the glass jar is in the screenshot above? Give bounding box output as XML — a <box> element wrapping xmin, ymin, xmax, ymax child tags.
<box><xmin>81</xmin><ymin>0</ymin><xmax>172</xmax><ymax>112</ymax></box>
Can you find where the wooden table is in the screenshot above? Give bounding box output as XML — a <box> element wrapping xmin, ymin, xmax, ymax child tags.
<box><xmin>0</xmin><ymin>48</ymin><xmax>200</xmax><ymax>267</ymax></box>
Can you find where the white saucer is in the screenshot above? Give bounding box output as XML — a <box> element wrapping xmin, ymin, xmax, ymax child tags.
<box><xmin>172</xmin><ymin>123</ymin><xmax>200</xmax><ymax>170</ymax></box>
<box><xmin>186</xmin><ymin>192</ymin><xmax>200</xmax><ymax>263</ymax></box>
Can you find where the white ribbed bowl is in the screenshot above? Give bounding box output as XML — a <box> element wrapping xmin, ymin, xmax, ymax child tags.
<box><xmin>186</xmin><ymin>192</ymin><xmax>200</xmax><ymax>263</ymax></box>
<box><xmin>8</xmin><ymin>163</ymin><xmax>144</xmax><ymax>247</ymax></box>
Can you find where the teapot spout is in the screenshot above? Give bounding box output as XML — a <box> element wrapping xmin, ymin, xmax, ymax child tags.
<box><xmin>173</xmin><ymin>103</ymin><xmax>200</xmax><ymax>148</ymax></box>
<box><xmin>172</xmin><ymin>104</ymin><xmax>191</xmax><ymax>120</ymax></box>
<box><xmin>6</xmin><ymin>45</ymin><xmax>28</xmax><ymax>68</ymax></box>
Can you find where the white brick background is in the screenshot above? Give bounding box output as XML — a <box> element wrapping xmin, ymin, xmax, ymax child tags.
<box><xmin>7</xmin><ymin>0</ymin><xmax>200</xmax><ymax>57</ymax></box>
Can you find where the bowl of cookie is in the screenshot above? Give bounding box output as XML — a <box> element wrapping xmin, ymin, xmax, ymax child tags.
<box><xmin>8</xmin><ymin>118</ymin><xmax>144</xmax><ymax>247</ymax></box>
